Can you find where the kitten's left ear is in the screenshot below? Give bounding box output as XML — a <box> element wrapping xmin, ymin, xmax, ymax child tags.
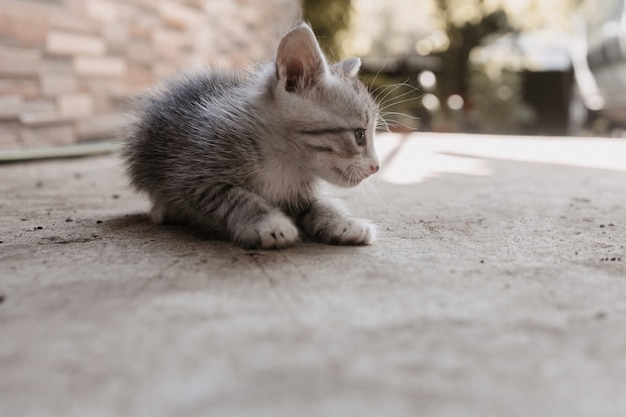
<box><xmin>276</xmin><ymin>23</ymin><xmax>328</xmax><ymax>93</ymax></box>
<box><xmin>340</xmin><ymin>57</ymin><xmax>362</xmax><ymax>77</ymax></box>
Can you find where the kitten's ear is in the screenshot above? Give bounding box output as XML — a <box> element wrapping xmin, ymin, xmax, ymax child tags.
<box><xmin>276</xmin><ymin>23</ymin><xmax>328</xmax><ymax>93</ymax></box>
<box><xmin>340</xmin><ymin>57</ymin><xmax>361</xmax><ymax>77</ymax></box>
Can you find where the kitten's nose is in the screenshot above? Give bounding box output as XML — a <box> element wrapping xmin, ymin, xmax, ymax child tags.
<box><xmin>369</xmin><ymin>164</ymin><xmax>379</xmax><ymax>174</ymax></box>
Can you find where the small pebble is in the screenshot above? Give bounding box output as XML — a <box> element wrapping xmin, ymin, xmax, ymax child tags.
<box><xmin>65</xmin><ymin>217</ymin><xmax>73</xmax><ymax>222</ymax></box>
<box><xmin>600</xmin><ymin>224</ymin><xmax>606</xmax><ymax>228</ymax></box>
<box><xmin>34</xmin><ymin>226</ymin><xmax>43</xmax><ymax>230</ymax></box>
<box><xmin>96</xmin><ymin>220</ymin><xmax>102</xmax><ymax>224</ymax></box>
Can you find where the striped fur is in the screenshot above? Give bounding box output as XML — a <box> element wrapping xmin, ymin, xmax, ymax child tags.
<box><xmin>123</xmin><ymin>24</ymin><xmax>379</xmax><ymax>249</ymax></box>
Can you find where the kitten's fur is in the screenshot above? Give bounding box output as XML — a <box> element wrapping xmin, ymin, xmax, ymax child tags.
<box><xmin>123</xmin><ymin>23</ymin><xmax>379</xmax><ymax>249</ymax></box>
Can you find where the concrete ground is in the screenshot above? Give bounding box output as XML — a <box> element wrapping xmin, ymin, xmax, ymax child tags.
<box><xmin>1</xmin><ymin>133</ymin><xmax>625</xmax><ymax>417</ymax></box>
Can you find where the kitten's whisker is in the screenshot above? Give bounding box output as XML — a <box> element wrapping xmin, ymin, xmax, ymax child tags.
<box><xmin>378</xmin><ymin>94</ymin><xmax>422</xmax><ymax>113</ymax></box>
<box><xmin>367</xmin><ymin>64</ymin><xmax>388</xmax><ymax>92</ymax></box>
<box><xmin>379</xmin><ymin>121</ymin><xmax>419</xmax><ymax>132</ymax></box>
<box><xmin>357</xmin><ymin>177</ymin><xmax>390</xmax><ymax>209</ymax></box>
<box><xmin>368</xmin><ymin>179</ymin><xmax>391</xmax><ymax>208</ymax></box>
<box><xmin>373</xmin><ymin>79</ymin><xmax>412</xmax><ymax>106</ymax></box>
<box><xmin>373</xmin><ymin>81</ymin><xmax>420</xmax><ymax>104</ymax></box>
<box><xmin>376</xmin><ymin>115</ymin><xmax>391</xmax><ymax>131</ymax></box>
<box><xmin>379</xmin><ymin>112</ymin><xmax>421</xmax><ymax>124</ymax></box>
<box><xmin>374</xmin><ymin>83</ymin><xmax>408</xmax><ymax>103</ymax></box>
<box><xmin>378</xmin><ymin>110</ymin><xmax>421</xmax><ymax>132</ymax></box>
<box><xmin>380</xmin><ymin>84</ymin><xmax>421</xmax><ymax>101</ymax></box>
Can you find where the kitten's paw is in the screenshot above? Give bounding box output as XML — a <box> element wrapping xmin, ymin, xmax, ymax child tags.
<box><xmin>323</xmin><ymin>218</ymin><xmax>377</xmax><ymax>246</ymax></box>
<box><xmin>149</xmin><ymin>201</ymin><xmax>166</xmax><ymax>224</ymax></box>
<box><xmin>236</xmin><ymin>212</ymin><xmax>299</xmax><ymax>249</ymax></box>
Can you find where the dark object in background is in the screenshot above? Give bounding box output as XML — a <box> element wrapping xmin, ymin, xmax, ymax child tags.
<box><xmin>522</xmin><ymin>70</ymin><xmax>573</xmax><ymax>136</ymax></box>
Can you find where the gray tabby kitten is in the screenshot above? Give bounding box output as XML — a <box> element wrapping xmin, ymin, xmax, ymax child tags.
<box><xmin>123</xmin><ymin>23</ymin><xmax>379</xmax><ymax>249</ymax></box>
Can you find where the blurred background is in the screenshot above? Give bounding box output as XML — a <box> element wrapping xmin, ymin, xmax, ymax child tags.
<box><xmin>0</xmin><ymin>0</ymin><xmax>625</xmax><ymax>152</ymax></box>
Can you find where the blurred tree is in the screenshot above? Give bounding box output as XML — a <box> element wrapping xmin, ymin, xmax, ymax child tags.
<box><xmin>302</xmin><ymin>0</ymin><xmax>353</xmax><ymax>59</ymax></box>
<box><xmin>433</xmin><ymin>0</ymin><xmax>511</xmax><ymax>100</ymax></box>
<box><xmin>303</xmin><ymin>0</ymin><xmax>583</xmax><ymax>133</ymax></box>
<box><xmin>431</xmin><ymin>0</ymin><xmax>581</xmax><ymax>132</ymax></box>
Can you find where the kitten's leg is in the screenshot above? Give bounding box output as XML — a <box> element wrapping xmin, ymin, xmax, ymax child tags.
<box><xmin>149</xmin><ymin>197</ymin><xmax>167</xmax><ymax>224</ymax></box>
<box><xmin>187</xmin><ymin>183</ymin><xmax>299</xmax><ymax>249</ymax></box>
<box><xmin>149</xmin><ymin>197</ymin><xmax>183</xmax><ymax>225</ymax></box>
<box><xmin>298</xmin><ymin>198</ymin><xmax>376</xmax><ymax>245</ymax></box>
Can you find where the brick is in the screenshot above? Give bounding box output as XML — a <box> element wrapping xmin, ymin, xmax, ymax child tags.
<box><xmin>19</xmin><ymin>100</ymin><xmax>63</xmax><ymax>126</ymax></box>
<box><xmin>86</xmin><ymin>0</ymin><xmax>135</xmax><ymax>22</ymax></box>
<box><xmin>39</xmin><ymin>58</ymin><xmax>77</xmax><ymax>95</ymax></box>
<box><xmin>0</xmin><ymin>46</ymin><xmax>41</xmax><ymax>76</ymax></box>
<box><xmin>40</xmin><ymin>58</ymin><xmax>74</xmax><ymax>73</ymax></box>
<box><xmin>152</xmin><ymin>28</ymin><xmax>190</xmax><ymax>59</ymax></box>
<box><xmin>40</xmin><ymin>72</ymin><xmax>78</xmax><ymax>96</ymax></box>
<box><xmin>48</xmin><ymin>13</ymin><xmax>99</xmax><ymax>36</ymax></box>
<box><xmin>0</xmin><ymin>1</ymin><xmax>48</xmax><ymax>47</ymax></box>
<box><xmin>19</xmin><ymin>124</ymin><xmax>76</xmax><ymax>147</ymax></box>
<box><xmin>47</xmin><ymin>30</ymin><xmax>107</xmax><ymax>56</ymax></box>
<box><xmin>60</xmin><ymin>0</ymin><xmax>87</xmax><ymax>14</ymax></box>
<box><xmin>129</xmin><ymin>18</ymin><xmax>157</xmax><ymax>41</ymax></box>
<box><xmin>0</xmin><ymin>79</ymin><xmax>40</xmax><ymax>99</ymax></box>
<box><xmin>76</xmin><ymin>113</ymin><xmax>125</xmax><ymax>141</ymax></box>
<box><xmin>183</xmin><ymin>0</ymin><xmax>205</xmax><ymax>9</ymax></box>
<box><xmin>21</xmin><ymin>100</ymin><xmax>56</xmax><ymax>114</ymax></box>
<box><xmin>19</xmin><ymin>111</ymin><xmax>70</xmax><ymax>126</ymax></box>
<box><xmin>0</xmin><ymin>0</ymin><xmax>301</xmax><ymax>150</ymax></box>
<box><xmin>74</xmin><ymin>56</ymin><xmax>126</xmax><ymax>77</ymax></box>
<box><xmin>126</xmin><ymin>41</ymin><xmax>156</xmax><ymax>65</ymax></box>
<box><xmin>0</xmin><ymin>121</ymin><xmax>20</xmax><ymax>149</ymax></box>
<box><xmin>157</xmin><ymin>1</ymin><xmax>205</xmax><ymax>29</ymax></box>
<box><xmin>102</xmin><ymin>23</ymin><xmax>130</xmax><ymax>54</ymax></box>
<box><xmin>78</xmin><ymin>79</ymin><xmax>125</xmax><ymax>113</ymax></box>
<box><xmin>0</xmin><ymin>95</ymin><xmax>23</xmax><ymax>120</ymax></box>
<box><xmin>125</xmin><ymin>64</ymin><xmax>154</xmax><ymax>91</ymax></box>
<box><xmin>135</xmin><ymin>0</ymin><xmax>159</xmax><ymax>12</ymax></box>
<box><xmin>152</xmin><ymin>62</ymin><xmax>179</xmax><ymax>79</ymax></box>
<box><xmin>57</xmin><ymin>93</ymin><xmax>95</xmax><ymax>117</ymax></box>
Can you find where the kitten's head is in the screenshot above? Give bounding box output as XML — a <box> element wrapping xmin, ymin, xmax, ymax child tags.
<box><xmin>269</xmin><ymin>23</ymin><xmax>379</xmax><ymax>188</ymax></box>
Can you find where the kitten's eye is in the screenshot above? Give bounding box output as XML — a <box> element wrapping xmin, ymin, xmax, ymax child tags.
<box><xmin>353</xmin><ymin>128</ymin><xmax>366</xmax><ymax>146</ymax></box>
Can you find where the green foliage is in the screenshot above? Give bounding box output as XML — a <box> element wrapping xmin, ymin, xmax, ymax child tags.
<box><xmin>302</xmin><ymin>0</ymin><xmax>353</xmax><ymax>59</ymax></box>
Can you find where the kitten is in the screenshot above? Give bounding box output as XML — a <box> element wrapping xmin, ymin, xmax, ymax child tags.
<box><xmin>122</xmin><ymin>23</ymin><xmax>380</xmax><ymax>249</ymax></box>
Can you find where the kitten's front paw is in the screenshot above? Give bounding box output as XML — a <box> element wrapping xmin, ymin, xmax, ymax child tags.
<box><xmin>236</xmin><ymin>212</ymin><xmax>299</xmax><ymax>249</ymax></box>
<box><xmin>321</xmin><ymin>218</ymin><xmax>377</xmax><ymax>246</ymax></box>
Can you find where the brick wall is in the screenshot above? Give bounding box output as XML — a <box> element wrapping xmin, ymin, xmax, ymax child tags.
<box><xmin>0</xmin><ymin>0</ymin><xmax>300</xmax><ymax>150</ymax></box>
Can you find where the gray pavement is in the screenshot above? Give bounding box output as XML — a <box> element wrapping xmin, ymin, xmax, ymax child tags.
<box><xmin>1</xmin><ymin>133</ymin><xmax>625</xmax><ymax>417</ymax></box>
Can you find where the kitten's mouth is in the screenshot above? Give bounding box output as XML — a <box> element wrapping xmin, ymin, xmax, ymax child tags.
<box><xmin>332</xmin><ymin>167</ymin><xmax>364</xmax><ymax>187</ymax></box>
